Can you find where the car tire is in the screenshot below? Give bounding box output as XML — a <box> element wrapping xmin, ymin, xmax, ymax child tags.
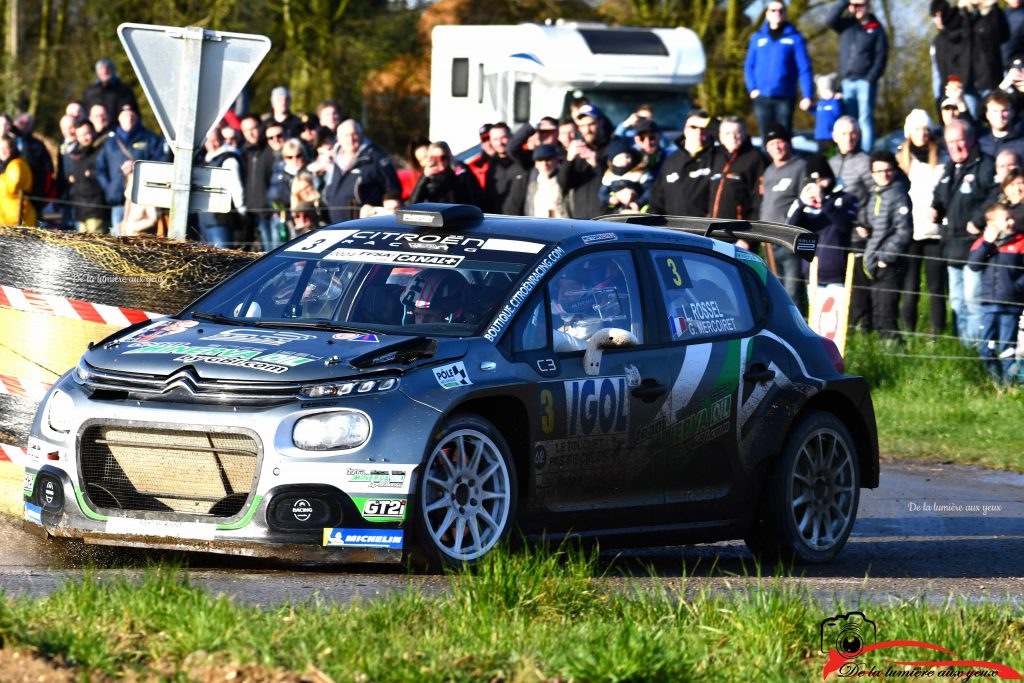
<box><xmin>744</xmin><ymin>411</ymin><xmax>860</xmax><ymax>564</ymax></box>
<box><xmin>412</xmin><ymin>414</ymin><xmax>518</xmax><ymax>570</ymax></box>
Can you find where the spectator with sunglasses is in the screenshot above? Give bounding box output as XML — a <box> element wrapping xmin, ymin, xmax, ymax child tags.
<box><xmin>827</xmin><ymin>0</ymin><xmax>889</xmax><ymax>151</ymax></box>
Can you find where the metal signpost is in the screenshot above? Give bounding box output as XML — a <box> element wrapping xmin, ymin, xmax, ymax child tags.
<box><xmin>118</xmin><ymin>24</ymin><xmax>271</xmax><ymax>241</ymax></box>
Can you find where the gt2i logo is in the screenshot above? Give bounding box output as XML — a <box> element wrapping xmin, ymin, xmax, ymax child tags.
<box><xmin>361</xmin><ymin>499</ymin><xmax>407</xmax><ymax>520</ymax></box>
<box><xmin>819</xmin><ymin>611</ymin><xmax>1023</xmax><ymax>680</ymax></box>
<box><xmin>565</xmin><ymin>376</ymin><xmax>628</xmax><ymax>436</ymax></box>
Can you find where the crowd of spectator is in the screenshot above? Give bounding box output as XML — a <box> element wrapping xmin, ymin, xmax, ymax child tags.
<box><xmin>0</xmin><ymin>0</ymin><xmax>1023</xmax><ymax>383</ymax></box>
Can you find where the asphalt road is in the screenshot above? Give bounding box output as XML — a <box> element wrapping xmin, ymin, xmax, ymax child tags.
<box><xmin>0</xmin><ymin>458</ymin><xmax>1021</xmax><ymax>606</ymax></box>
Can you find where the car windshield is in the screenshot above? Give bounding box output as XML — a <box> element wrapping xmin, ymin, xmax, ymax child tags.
<box><xmin>185</xmin><ymin>230</ymin><xmax>547</xmax><ymax>337</ymax></box>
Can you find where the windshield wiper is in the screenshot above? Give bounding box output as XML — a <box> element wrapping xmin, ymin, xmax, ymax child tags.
<box><xmin>191</xmin><ymin>311</ymin><xmax>378</xmax><ymax>334</ymax></box>
<box><xmin>256</xmin><ymin>320</ymin><xmax>380</xmax><ymax>334</ymax></box>
<box><xmin>191</xmin><ymin>311</ymin><xmax>246</xmax><ymax>325</ymax></box>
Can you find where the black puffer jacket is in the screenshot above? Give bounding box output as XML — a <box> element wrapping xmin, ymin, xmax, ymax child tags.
<box><xmin>827</xmin><ymin>0</ymin><xmax>889</xmax><ymax>82</ymax></box>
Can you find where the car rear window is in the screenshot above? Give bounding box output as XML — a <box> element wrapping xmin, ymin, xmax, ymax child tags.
<box><xmin>651</xmin><ymin>250</ymin><xmax>755</xmax><ymax>342</ymax></box>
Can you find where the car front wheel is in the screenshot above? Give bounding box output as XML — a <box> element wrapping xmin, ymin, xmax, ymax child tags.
<box><xmin>745</xmin><ymin>411</ymin><xmax>860</xmax><ymax>564</ymax></box>
<box><xmin>413</xmin><ymin>414</ymin><xmax>517</xmax><ymax>569</ymax></box>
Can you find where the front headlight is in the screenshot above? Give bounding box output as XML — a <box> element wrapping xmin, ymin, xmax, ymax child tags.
<box><xmin>45</xmin><ymin>389</ymin><xmax>75</xmax><ymax>433</ymax></box>
<box><xmin>292</xmin><ymin>410</ymin><xmax>371</xmax><ymax>451</ymax></box>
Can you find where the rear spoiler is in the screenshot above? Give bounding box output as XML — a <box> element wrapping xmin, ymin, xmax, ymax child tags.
<box><xmin>594</xmin><ymin>214</ymin><xmax>818</xmax><ymax>262</ymax></box>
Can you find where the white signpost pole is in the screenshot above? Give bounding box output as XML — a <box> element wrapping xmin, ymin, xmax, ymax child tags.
<box><xmin>167</xmin><ymin>26</ymin><xmax>205</xmax><ymax>241</ymax></box>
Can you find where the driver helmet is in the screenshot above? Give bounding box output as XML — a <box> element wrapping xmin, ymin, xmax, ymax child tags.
<box><xmin>552</xmin><ymin>256</ymin><xmax>627</xmax><ymax>340</ymax></box>
<box><xmin>401</xmin><ymin>269</ymin><xmax>467</xmax><ymax>322</ymax></box>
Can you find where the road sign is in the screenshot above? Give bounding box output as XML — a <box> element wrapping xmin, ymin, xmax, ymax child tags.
<box><xmin>117</xmin><ymin>24</ymin><xmax>270</xmax><ymax>241</ymax></box>
<box><xmin>131</xmin><ymin>161</ymin><xmax>233</xmax><ymax>213</ymax></box>
<box><xmin>118</xmin><ymin>24</ymin><xmax>270</xmax><ymax>149</ymax></box>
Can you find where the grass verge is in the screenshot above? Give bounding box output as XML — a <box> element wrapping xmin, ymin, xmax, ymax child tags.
<box><xmin>845</xmin><ymin>330</ymin><xmax>1024</xmax><ymax>472</ymax></box>
<box><xmin>0</xmin><ymin>547</ymin><xmax>1021</xmax><ymax>682</ymax></box>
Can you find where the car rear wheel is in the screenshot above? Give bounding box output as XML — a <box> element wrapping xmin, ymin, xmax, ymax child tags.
<box><xmin>413</xmin><ymin>414</ymin><xmax>517</xmax><ymax>569</ymax></box>
<box><xmin>745</xmin><ymin>411</ymin><xmax>860</xmax><ymax>564</ymax></box>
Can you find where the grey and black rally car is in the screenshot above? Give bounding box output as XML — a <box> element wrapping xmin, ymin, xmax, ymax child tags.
<box><xmin>25</xmin><ymin>204</ymin><xmax>878</xmax><ymax>567</ymax></box>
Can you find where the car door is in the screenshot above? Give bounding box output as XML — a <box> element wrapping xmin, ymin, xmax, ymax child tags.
<box><xmin>637</xmin><ymin>247</ymin><xmax>764</xmax><ymax>521</ymax></box>
<box><xmin>515</xmin><ymin>249</ymin><xmax>670</xmax><ymax>524</ymax></box>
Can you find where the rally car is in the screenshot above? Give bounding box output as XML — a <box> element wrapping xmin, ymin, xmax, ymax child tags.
<box><xmin>25</xmin><ymin>203</ymin><xmax>878</xmax><ymax>567</ymax></box>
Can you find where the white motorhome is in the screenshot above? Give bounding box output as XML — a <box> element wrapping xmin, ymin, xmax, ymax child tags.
<box><xmin>430</xmin><ymin>21</ymin><xmax>706</xmax><ymax>154</ymax></box>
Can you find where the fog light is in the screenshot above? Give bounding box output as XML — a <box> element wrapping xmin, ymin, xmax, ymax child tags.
<box><xmin>35</xmin><ymin>474</ymin><xmax>64</xmax><ymax>512</ymax></box>
<box><xmin>268</xmin><ymin>494</ymin><xmax>341</xmax><ymax>530</ymax></box>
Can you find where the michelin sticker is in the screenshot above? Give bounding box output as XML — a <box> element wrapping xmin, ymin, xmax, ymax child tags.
<box><xmin>581</xmin><ymin>232</ymin><xmax>618</xmax><ymax>244</ymax></box>
<box><xmin>433</xmin><ymin>361</ymin><xmax>472</xmax><ymax>389</ymax></box>
<box><xmin>323</xmin><ymin>528</ymin><xmax>404</xmax><ymax>549</ymax></box>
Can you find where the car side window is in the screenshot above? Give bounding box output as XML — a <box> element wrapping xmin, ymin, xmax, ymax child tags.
<box><xmin>652</xmin><ymin>249</ymin><xmax>755</xmax><ymax>341</ymax></box>
<box><xmin>514</xmin><ymin>295</ymin><xmax>549</xmax><ymax>352</ymax></box>
<box><xmin>547</xmin><ymin>251</ymin><xmax>644</xmax><ymax>353</ymax></box>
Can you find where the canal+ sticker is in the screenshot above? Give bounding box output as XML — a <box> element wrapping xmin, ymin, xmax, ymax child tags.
<box><xmin>433</xmin><ymin>361</ymin><xmax>472</xmax><ymax>389</ymax></box>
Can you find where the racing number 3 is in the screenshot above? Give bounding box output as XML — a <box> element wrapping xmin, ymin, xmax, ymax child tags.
<box><xmin>666</xmin><ymin>257</ymin><xmax>683</xmax><ymax>286</ymax></box>
<box><xmin>540</xmin><ymin>389</ymin><xmax>554</xmax><ymax>434</ymax></box>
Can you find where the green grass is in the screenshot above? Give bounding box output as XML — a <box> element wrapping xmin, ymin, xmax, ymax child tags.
<box><xmin>844</xmin><ymin>329</ymin><xmax>1024</xmax><ymax>471</ymax></box>
<box><xmin>0</xmin><ymin>548</ymin><xmax>1021</xmax><ymax>682</ymax></box>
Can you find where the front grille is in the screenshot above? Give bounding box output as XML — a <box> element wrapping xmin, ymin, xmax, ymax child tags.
<box><xmin>78</xmin><ymin>363</ymin><xmax>305</xmax><ymax>405</ymax></box>
<box><xmin>80</xmin><ymin>424</ymin><xmax>261</xmax><ymax>518</ymax></box>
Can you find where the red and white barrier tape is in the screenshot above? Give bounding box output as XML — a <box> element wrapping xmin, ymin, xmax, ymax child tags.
<box><xmin>0</xmin><ymin>374</ymin><xmax>53</xmax><ymax>401</ymax></box>
<box><xmin>0</xmin><ymin>284</ymin><xmax>160</xmax><ymax>327</ymax></box>
<box><xmin>0</xmin><ymin>442</ymin><xmax>24</xmax><ymax>463</ymax></box>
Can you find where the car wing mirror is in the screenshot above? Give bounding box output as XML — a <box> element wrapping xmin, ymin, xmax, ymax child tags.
<box><xmin>583</xmin><ymin>327</ymin><xmax>638</xmax><ymax>376</ymax></box>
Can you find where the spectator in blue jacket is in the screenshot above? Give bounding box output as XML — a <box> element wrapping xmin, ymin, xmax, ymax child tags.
<box><xmin>94</xmin><ymin>103</ymin><xmax>168</xmax><ymax>234</ymax></box>
<box><xmin>744</xmin><ymin>0</ymin><xmax>815</xmax><ymax>138</ymax></box>
<box><xmin>813</xmin><ymin>73</ymin><xmax>844</xmax><ymax>153</ymax></box>
<box><xmin>827</xmin><ymin>0</ymin><xmax>889</xmax><ymax>152</ymax></box>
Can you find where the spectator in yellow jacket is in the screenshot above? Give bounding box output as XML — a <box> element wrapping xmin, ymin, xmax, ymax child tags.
<box><xmin>0</xmin><ymin>133</ymin><xmax>35</xmax><ymax>227</ymax></box>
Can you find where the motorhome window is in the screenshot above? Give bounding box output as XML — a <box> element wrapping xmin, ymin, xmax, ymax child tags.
<box><xmin>513</xmin><ymin>82</ymin><xmax>531</xmax><ymax>123</ymax></box>
<box><xmin>478</xmin><ymin>64</ymin><xmax>485</xmax><ymax>104</ymax></box>
<box><xmin>577</xmin><ymin>29</ymin><xmax>668</xmax><ymax>56</ymax></box>
<box><xmin>563</xmin><ymin>89</ymin><xmax>690</xmax><ymax>133</ymax></box>
<box><xmin>452</xmin><ymin>58</ymin><xmax>469</xmax><ymax>97</ymax></box>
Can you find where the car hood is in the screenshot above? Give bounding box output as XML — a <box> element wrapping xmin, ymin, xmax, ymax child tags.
<box><xmin>82</xmin><ymin>319</ymin><xmax>466</xmax><ymax>383</ymax></box>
